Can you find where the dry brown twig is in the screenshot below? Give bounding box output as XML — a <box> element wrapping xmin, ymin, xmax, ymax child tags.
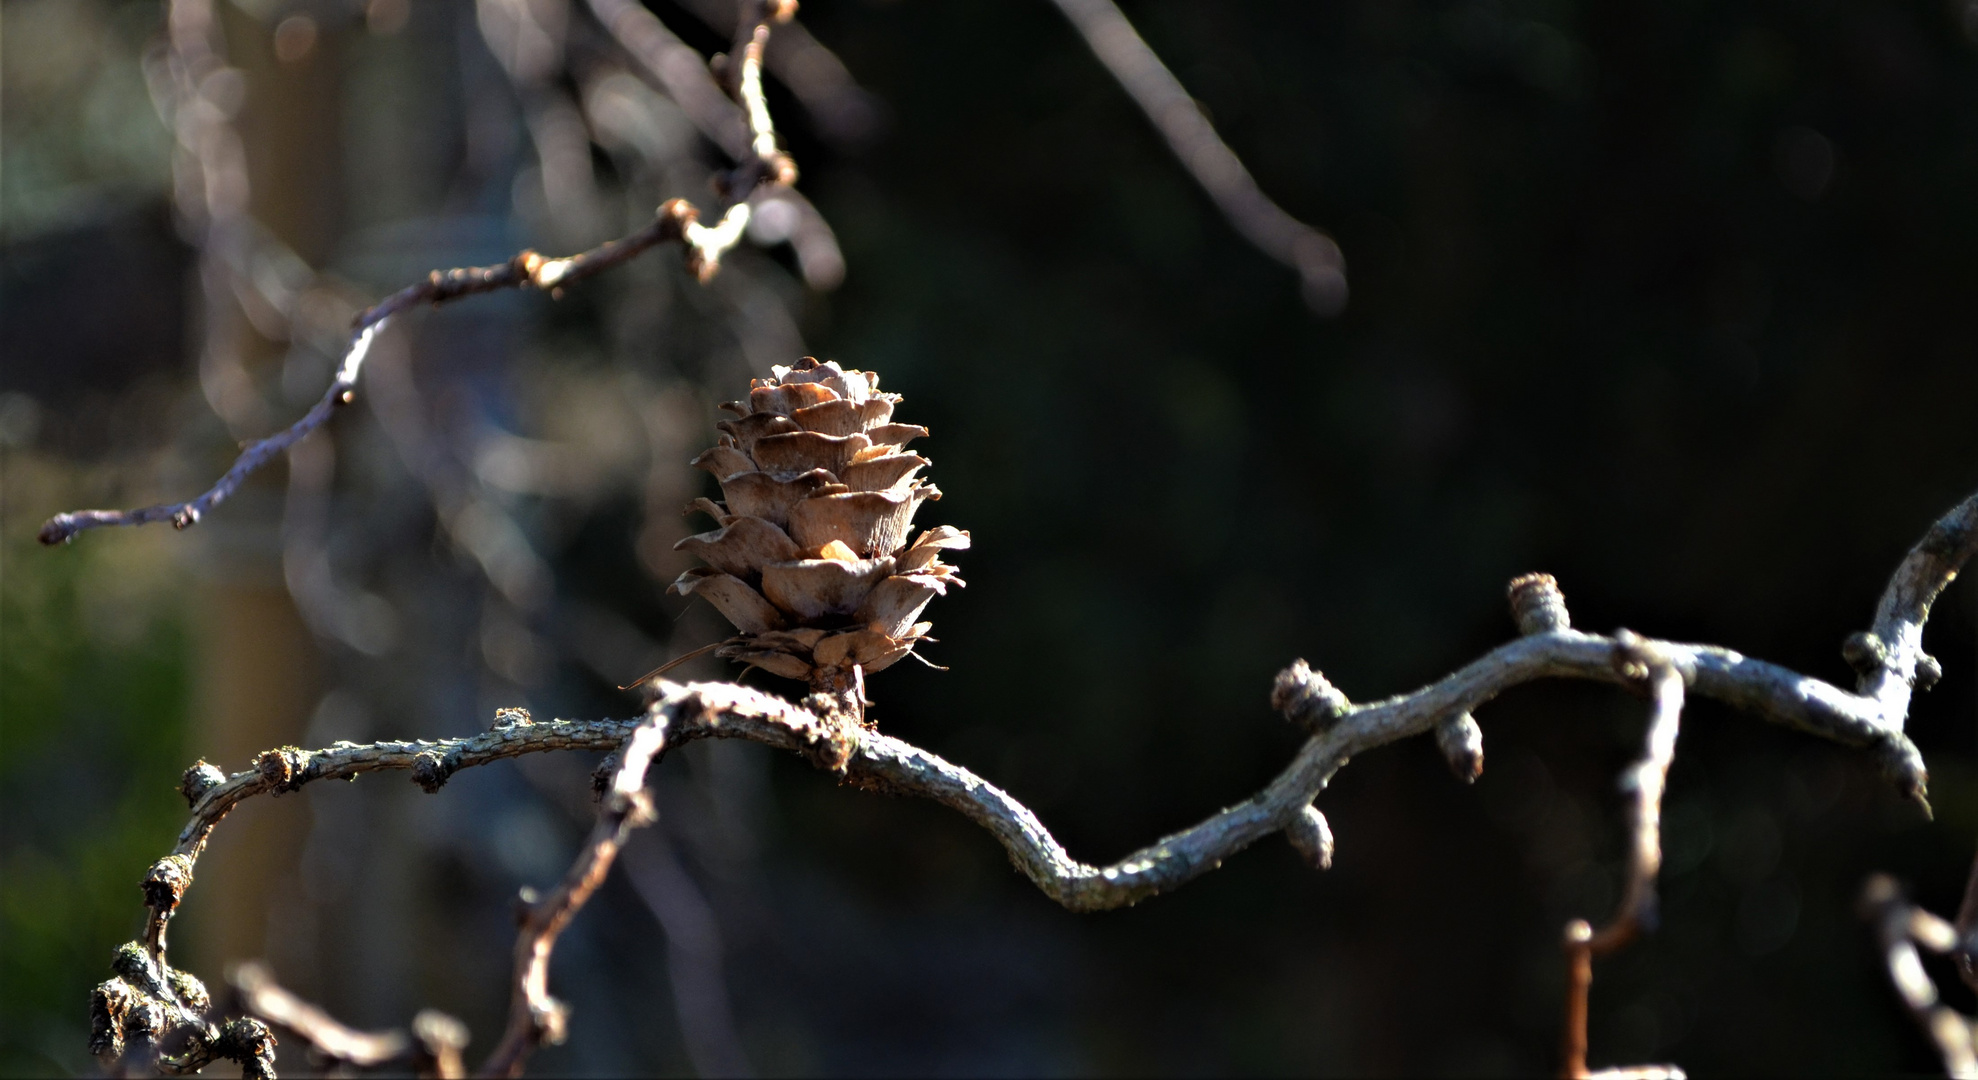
<box><xmin>1556</xmin><ymin>624</ymin><xmax>1686</xmax><ymax>1080</ymax></box>
<box><xmin>82</xmin><ymin>489</ymin><xmax>1975</xmax><ymax>1075</ymax></box>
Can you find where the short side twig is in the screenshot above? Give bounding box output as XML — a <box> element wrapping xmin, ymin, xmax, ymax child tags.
<box><xmin>1559</xmin><ymin>636</ymin><xmax>1687</xmax><ymax>1080</ymax></box>
<box><xmin>477</xmin><ymin>703</ymin><xmax>675</xmax><ymax>1078</ymax></box>
<box><xmin>1046</xmin><ymin>0</ymin><xmax>1347</xmax><ymax>314</ymax></box>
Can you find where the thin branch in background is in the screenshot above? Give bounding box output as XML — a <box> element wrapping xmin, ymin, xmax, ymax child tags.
<box><xmin>672</xmin><ymin>0</ymin><xmax>882</xmax><ymax>145</ymax></box>
<box><xmin>1557</xmin><ymin>630</ymin><xmax>1686</xmax><ymax>1080</ymax></box>
<box><xmin>228</xmin><ymin>962</ymin><xmax>469</xmax><ymax>1079</ymax></box>
<box><xmin>585</xmin><ymin>0</ymin><xmax>845</xmax><ymax>288</ymax></box>
<box><xmin>587</xmin><ymin>0</ymin><xmax>752</xmax><ymax>161</ymax></box>
<box><xmin>479</xmin><ymin>709</ymin><xmax>673</xmax><ymax>1077</ymax></box>
<box><xmin>1046</xmin><ymin>0</ymin><xmax>1348</xmax><ymax>315</ymax></box>
<box><xmin>40</xmin><ymin>201</ymin><xmax>724</xmax><ymax>547</ymax></box>
<box><xmin>1861</xmin><ymin>875</ymin><xmax>1978</xmax><ymax>1078</ymax></box>
<box><xmin>1957</xmin><ymin>851</ymin><xmax>1978</xmax><ymax>993</ymax></box>
<box><xmin>622</xmin><ymin>829</ymin><xmax>756</xmax><ymax>1078</ymax></box>
<box><xmin>154</xmin><ymin>0</ymin><xmax>280</xmax><ymax>438</ymax></box>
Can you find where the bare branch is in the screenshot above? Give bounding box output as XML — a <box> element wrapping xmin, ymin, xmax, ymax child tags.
<box><xmin>1046</xmin><ymin>0</ymin><xmax>1347</xmax><ymax>314</ymax></box>
<box><xmin>96</xmin><ymin>489</ymin><xmax>1972</xmax><ymax>1072</ymax></box>
<box><xmin>38</xmin><ymin>201</ymin><xmax>727</xmax><ymax>546</ymax></box>
<box><xmin>229</xmin><ymin>962</ymin><xmax>468</xmax><ymax>1078</ymax></box>
<box><xmin>1862</xmin><ymin>875</ymin><xmax>1978</xmax><ymax>1078</ymax></box>
<box><xmin>479</xmin><ymin>707</ymin><xmax>673</xmax><ymax>1077</ymax></box>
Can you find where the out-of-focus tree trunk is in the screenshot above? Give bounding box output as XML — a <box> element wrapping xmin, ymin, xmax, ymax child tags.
<box><xmin>180</xmin><ymin>3</ymin><xmax>341</xmax><ymax>984</ymax></box>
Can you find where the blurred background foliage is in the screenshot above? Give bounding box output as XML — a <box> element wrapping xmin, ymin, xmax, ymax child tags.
<box><xmin>2</xmin><ymin>0</ymin><xmax>1975</xmax><ymax>1075</ymax></box>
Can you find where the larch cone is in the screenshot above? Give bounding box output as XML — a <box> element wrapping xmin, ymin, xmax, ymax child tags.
<box><xmin>668</xmin><ymin>358</ymin><xmax>966</xmax><ymax>717</ymax></box>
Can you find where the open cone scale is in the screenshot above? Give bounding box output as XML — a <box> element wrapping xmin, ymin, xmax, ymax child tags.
<box><xmin>669</xmin><ymin>358</ymin><xmax>966</xmax><ymax>689</ymax></box>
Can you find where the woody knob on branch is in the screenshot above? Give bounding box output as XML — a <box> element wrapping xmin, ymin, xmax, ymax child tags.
<box><xmin>668</xmin><ymin>358</ymin><xmax>967</xmax><ymax>724</ymax></box>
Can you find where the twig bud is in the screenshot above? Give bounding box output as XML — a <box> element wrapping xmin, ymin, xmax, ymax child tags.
<box><xmin>1284</xmin><ymin>805</ymin><xmax>1335</xmax><ymax>870</ymax></box>
<box><xmin>1435</xmin><ymin>712</ymin><xmax>1485</xmax><ymax>783</ymax></box>
<box><xmin>590</xmin><ymin>750</ymin><xmax>621</xmax><ymax>803</ymax></box>
<box><xmin>1507</xmin><ymin>573</ymin><xmax>1570</xmax><ymax>635</ymax></box>
<box><xmin>411</xmin><ymin>749</ymin><xmax>454</xmax><ymax>793</ymax></box>
<box><xmin>111</xmin><ymin>941</ymin><xmax>154</xmax><ymax>984</ymax></box>
<box><xmin>1271</xmin><ymin>660</ymin><xmax>1350</xmax><ymax>734</ymax></box>
<box><xmin>492</xmin><ymin>707</ymin><xmax>533</xmax><ymax>729</ymax></box>
<box><xmin>1873</xmin><ymin>734</ymin><xmax>1932</xmax><ymax>818</ymax></box>
<box><xmin>166</xmin><ymin>968</ymin><xmax>211</xmax><ymax>1013</ymax></box>
<box><xmin>1842</xmin><ymin>631</ymin><xmax>1888</xmax><ymax>674</ymax></box>
<box><xmin>178</xmin><ymin>761</ymin><xmax>226</xmax><ymax>808</ymax></box>
<box><xmin>1914</xmin><ymin>652</ymin><xmax>1943</xmax><ymax>692</ymax></box>
<box><xmin>255</xmin><ymin>747</ymin><xmax>306</xmax><ymax>794</ymax></box>
<box><xmin>142</xmin><ymin>856</ymin><xmax>194</xmax><ymax>918</ymax></box>
<box><xmin>89</xmin><ymin>979</ymin><xmax>135</xmax><ymax>1062</ymax></box>
<box><xmin>534</xmin><ymin>997</ymin><xmax>571</xmax><ymax>1046</ymax></box>
<box><xmin>214</xmin><ymin>1018</ymin><xmax>278</xmax><ymax>1080</ymax></box>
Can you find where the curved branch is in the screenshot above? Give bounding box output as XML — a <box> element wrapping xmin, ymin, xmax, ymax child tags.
<box><xmin>99</xmin><ymin>489</ymin><xmax>1970</xmax><ymax>1074</ymax></box>
<box><xmin>153</xmin><ymin>619</ymin><xmax>1937</xmax><ymax>927</ymax></box>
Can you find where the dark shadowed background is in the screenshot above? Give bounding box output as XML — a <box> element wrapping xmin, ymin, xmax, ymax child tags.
<box><xmin>3</xmin><ymin>0</ymin><xmax>1975</xmax><ymax>1075</ymax></box>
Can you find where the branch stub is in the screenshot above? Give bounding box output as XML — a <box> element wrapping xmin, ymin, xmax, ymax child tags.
<box><xmin>411</xmin><ymin>749</ymin><xmax>455</xmax><ymax>793</ymax></box>
<box><xmin>1435</xmin><ymin>712</ymin><xmax>1485</xmax><ymax>783</ymax></box>
<box><xmin>178</xmin><ymin>761</ymin><xmax>227</xmax><ymax>808</ymax></box>
<box><xmin>1271</xmin><ymin>660</ymin><xmax>1349</xmax><ymax>734</ymax></box>
<box><xmin>1284</xmin><ymin>804</ymin><xmax>1335</xmax><ymax>870</ymax></box>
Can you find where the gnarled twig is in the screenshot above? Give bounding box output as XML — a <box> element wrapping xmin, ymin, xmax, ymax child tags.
<box><xmin>97</xmin><ymin>488</ymin><xmax>1974</xmax><ymax>1074</ymax></box>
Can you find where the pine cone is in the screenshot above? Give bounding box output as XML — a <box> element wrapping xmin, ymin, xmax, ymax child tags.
<box><xmin>669</xmin><ymin>358</ymin><xmax>967</xmax><ymax>687</ymax></box>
